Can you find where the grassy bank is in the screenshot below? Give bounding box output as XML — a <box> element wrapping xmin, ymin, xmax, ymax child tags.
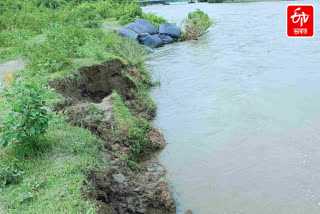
<box><xmin>0</xmin><ymin>0</ymin><xmax>167</xmax><ymax>213</ymax></box>
<box><xmin>0</xmin><ymin>0</ymin><xmax>214</xmax><ymax>212</ymax></box>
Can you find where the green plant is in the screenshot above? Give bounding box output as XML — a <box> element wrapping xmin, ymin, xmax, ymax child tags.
<box><xmin>126</xmin><ymin>119</ymin><xmax>151</xmax><ymax>160</ymax></box>
<box><xmin>117</xmin><ymin>3</ymin><xmax>143</xmax><ymax>25</ymax></box>
<box><xmin>183</xmin><ymin>9</ymin><xmax>214</xmax><ymax>40</ymax></box>
<box><xmin>0</xmin><ymin>160</ymin><xmax>24</xmax><ymax>187</ymax></box>
<box><xmin>112</xmin><ymin>36</ymin><xmax>147</xmax><ymax>66</ymax></box>
<box><xmin>0</xmin><ymin>79</ymin><xmax>53</xmax><ymax>157</ymax></box>
<box><xmin>112</xmin><ymin>91</ymin><xmax>151</xmax><ymax>161</ymax></box>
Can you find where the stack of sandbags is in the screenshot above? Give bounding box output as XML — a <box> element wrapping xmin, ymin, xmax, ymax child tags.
<box><xmin>116</xmin><ymin>19</ymin><xmax>181</xmax><ymax>49</ymax></box>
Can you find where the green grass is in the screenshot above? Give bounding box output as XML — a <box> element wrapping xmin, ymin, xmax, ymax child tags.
<box><xmin>112</xmin><ymin>92</ymin><xmax>151</xmax><ymax>162</ymax></box>
<box><xmin>0</xmin><ymin>118</ymin><xmax>105</xmax><ymax>213</ymax></box>
<box><xmin>0</xmin><ymin>0</ymin><xmax>167</xmax><ymax>69</ymax></box>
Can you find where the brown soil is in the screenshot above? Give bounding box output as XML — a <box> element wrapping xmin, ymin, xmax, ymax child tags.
<box><xmin>50</xmin><ymin>59</ymin><xmax>155</xmax><ymax>120</ymax></box>
<box><xmin>49</xmin><ymin>59</ymin><xmax>135</xmax><ymax>102</ymax></box>
<box><xmin>50</xmin><ymin>59</ymin><xmax>176</xmax><ymax>214</ymax></box>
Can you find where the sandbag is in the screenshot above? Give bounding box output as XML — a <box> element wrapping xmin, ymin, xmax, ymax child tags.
<box><xmin>157</xmin><ymin>33</ymin><xmax>174</xmax><ymax>44</ymax></box>
<box><xmin>127</xmin><ymin>23</ymin><xmax>150</xmax><ymax>34</ymax></box>
<box><xmin>138</xmin><ymin>33</ymin><xmax>164</xmax><ymax>48</ymax></box>
<box><xmin>116</xmin><ymin>28</ymin><xmax>139</xmax><ymax>41</ymax></box>
<box><xmin>159</xmin><ymin>24</ymin><xmax>181</xmax><ymax>39</ymax></box>
<box><xmin>134</xmin><ymin>19</ymin><xmax>158</xmax><ymax>35</ymax></box>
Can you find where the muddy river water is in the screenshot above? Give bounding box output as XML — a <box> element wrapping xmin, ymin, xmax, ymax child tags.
<box><xmin>143</xmin><ymin>1</ymin><xmax>320</xmax><ymax>213</ymax></box>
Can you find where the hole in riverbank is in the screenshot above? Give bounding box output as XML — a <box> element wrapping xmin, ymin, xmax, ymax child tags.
<box><xmin>49</xmin><ymin>59</ymin><xmax>137</xmax><ymax>103</ymax></box>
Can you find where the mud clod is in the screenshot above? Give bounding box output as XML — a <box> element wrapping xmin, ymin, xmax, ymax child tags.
<box><xmin>153</xmin><ymin>181</ymin><xmax>176</xmax><ymax>213</ymax></box>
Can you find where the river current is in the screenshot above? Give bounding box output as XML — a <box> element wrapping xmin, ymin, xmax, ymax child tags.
<box><xmin>143</xmin><ymin>1</ymin><xmax>320</xmax><ymax>213</ymax></box>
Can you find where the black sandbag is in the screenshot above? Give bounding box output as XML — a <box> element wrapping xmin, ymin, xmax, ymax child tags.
<box><xmin>127</xmin><ymin>23</ymin><xmax>149</xmax><ymax>34</ymax></box>
<box><xmin>134</xmin><ymin>19</ymin><xmax>158</xmax><ymax>35</ymax></box>
<box><xmin>138</xmin><ymin>33</ymin><xmax>164</xmax><ymax>48</ymax></box>
<box><xmin>158</xmin><ymin>33</ymin><xmax>174</xmax><ymax>44</ymax></box>
<box><xmin>159</xmin><ymin>24</ymin><xmax>181</xmax><ymax>39</ymax></box>
<box><xmin>116</xmin><ymin>28</ymin><xmax>139</xmax><ymax>41</ymax></box>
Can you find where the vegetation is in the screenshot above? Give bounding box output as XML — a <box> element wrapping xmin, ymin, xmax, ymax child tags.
<box><xmin>112</xmin><ymin>91</ymin><xmax>151</xmax><ymax>162</ymax></box>
<box><xmin>0</xmin><ymin>0</ymin><xmax>167</xmax><ymax>64</ymax></box>
<box><xmin>0</xmin><ymin>0</ymin><xmax>166</xmax><ymax>213</ymax></box>
<box><xmin>183</xmin><ymin>9</ymin><xmax>214</xmax><ymax>40</ymax></box>
<box><xmin>0</xmin><ymin>119</ymin><xmax>104</xmax><ymax>213</ymax></box>
<box><xmin>1</xmin><ymin>79</ymin><xmax>53</xmax><ymax>157</ymax></box>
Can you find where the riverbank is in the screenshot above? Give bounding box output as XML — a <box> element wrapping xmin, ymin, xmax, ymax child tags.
<box><xmin>0</xmin><ymin>1</ymin><xmax>215</xmax><ymax>213</ymax></box>
<box><xmin>0</xmin><ymin>1</ymin><xmax>175</xmax><ymax>213</ymax></box>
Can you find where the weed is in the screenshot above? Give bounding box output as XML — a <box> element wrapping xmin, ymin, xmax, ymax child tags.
<box><xmin>183</xmin><ymin>9</ymin><xmax>214</xmax><ymax>40</ymax></box>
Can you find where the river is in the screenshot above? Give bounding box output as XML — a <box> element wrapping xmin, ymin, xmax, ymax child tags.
<box><xmin>143</xmin><ymin>1</ymin><xmax>320</xmax><ymax>213</ymax></box>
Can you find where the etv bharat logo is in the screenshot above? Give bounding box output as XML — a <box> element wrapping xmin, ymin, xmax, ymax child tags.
<box><xmin>287</xmin><ymin>5</ymin><xmax>314</xmax><ymax>37</ymax></box>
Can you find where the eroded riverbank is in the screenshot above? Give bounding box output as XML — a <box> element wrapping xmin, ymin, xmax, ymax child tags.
<box><xmin>49</xmin><ymin>59</ymin><xmax>176</xmax><ymax>213</ymax></box>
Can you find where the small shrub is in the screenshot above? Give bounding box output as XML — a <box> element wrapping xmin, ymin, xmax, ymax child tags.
<box><xmin>183</xmin><ymin>9</ymin><xmax>214</xmax><ymax>40</ymax></box>
<box><xmin>198</xmin><ymin>0</ymin><xmax>208</xmax><ymax>2</ymax></box>
<box><xmin>126</xmin><ymin>119</ymin><xmax>151</xmax><ymax>160</ymax></box>
<box><xmin>0</xmin><ymin>79</ymin><xmax>53</xmax><ymax>157</ymax></box>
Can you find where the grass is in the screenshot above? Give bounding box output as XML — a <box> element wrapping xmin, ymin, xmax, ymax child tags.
<box><xmin>112</xmin><ymin>92</ymin><xmax>151</xmax><ymax>162</ymax></box>
<box><xmin>0</xmin><ymin>118</ymin><xmax>105</xmax><ymax>213</ymax></box>
<box><xmin>0</xmin><ymin>0</ymin><xmax>167</xmax><ymax>213</ymax></box>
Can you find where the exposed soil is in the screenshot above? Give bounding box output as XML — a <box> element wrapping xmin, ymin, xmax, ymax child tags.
<box><xmin>50</xmin><ymin>59</ymin><xmax>176</xmax><ymax>214</ymax></box>
<box><xmin>50</xmin><ymin>59</ymin><xmax>154</xmax><ymax>120</ymax></box>
<box><xmin>49</xmin><ymin>59</ymin><xmax>134</xmax><ymax>102</ymax></box>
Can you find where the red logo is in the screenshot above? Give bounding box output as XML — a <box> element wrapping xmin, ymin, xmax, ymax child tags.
<box><xmin>287</xmin><ymin>5</ymin><xmax>314</xmax><ymax>37</ymax></box>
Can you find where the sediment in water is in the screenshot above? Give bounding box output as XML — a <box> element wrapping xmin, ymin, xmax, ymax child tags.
<box><xmin>49</xmin><ymin>59</ymin><xmax>176</xmax><ymax>214</ymax></box>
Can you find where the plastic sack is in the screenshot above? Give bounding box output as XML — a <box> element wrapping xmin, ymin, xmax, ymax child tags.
<box><xmin>138</xmin><ymin>33</ymin><xmax>164</xmax><ymax>48</ymax></box>
<box><xmin>159</xmin><ymin>24</ymin><xmax>181</xmax><ymax>39</ymax></box>
<box><xmin>127</xmin><ymin>23</ymin><xmax>150</xmax><ymax>34</ymax></box>
<box><xmin>158</xmin><ymin>33</ymin><xmax>174</xmax><ymax>44</ymax></box>
<box><xmin>116</xmin><ymin>28</ymin><xmax>139</xmax><ymax>41</ymax></box>
<box><xmin>134</xmin><ymin>19</ymin><xmax>158</xmax><ymax>35</ymax></box>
